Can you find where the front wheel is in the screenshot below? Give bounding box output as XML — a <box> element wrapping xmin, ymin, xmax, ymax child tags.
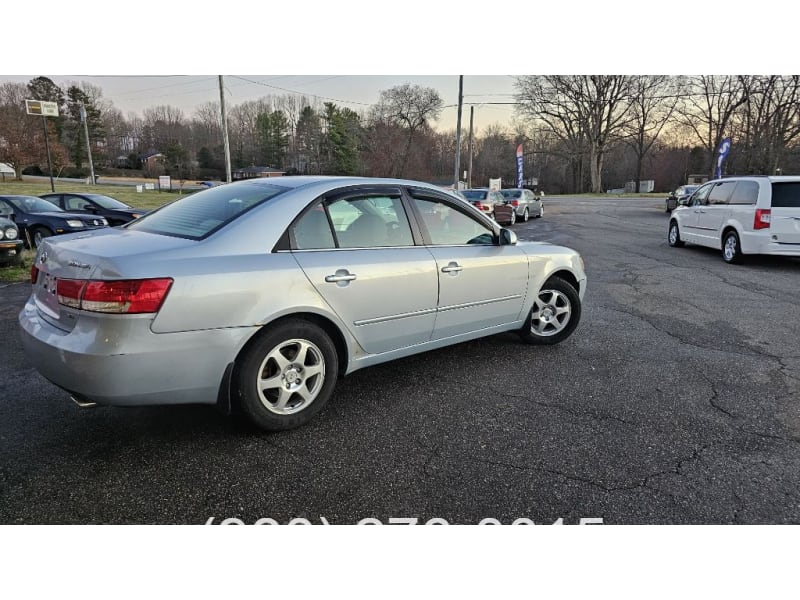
<box><xmin>668</xmin><ymin>221</ymin><xmax>684</xmax><ymax>247</ymax></box>
<box><xmin>31</xmin><ymin>227</ymin><xmax>53</xmax><ymax>248</ymax></box>
<box><xmin>235</xmin><ymin>318</ymin><xmax>339</xmax><ymax>431</ymax></box>
<box><xmin>537</xmin><ymin>204</ymin><xmax>544</xmax><ymax>218</ymax></box>
<box><xmin>722</xmin><ymin>230</ymin><xmax>744</xmax><ymax>264</ymax></box>
<box><xmin>519</xmin><ymin>276</ymin><xmax>581</xmax><ymax>345</ymax></box>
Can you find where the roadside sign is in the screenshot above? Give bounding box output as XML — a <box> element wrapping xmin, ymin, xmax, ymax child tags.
<box><xmin>25</xmin><ymin>99</ymin><xmax>59</xmax><ymax>117</ymax></box>
<box><xmin>158</xmin><ymin>176</ymin><xmax>171</xmax><ymax>191</ymax></box>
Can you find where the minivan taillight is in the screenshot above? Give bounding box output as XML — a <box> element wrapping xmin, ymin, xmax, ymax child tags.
<box><xmin>56</xmin><ymin>278</ymin><xmax>173</xmax><ymax>314</ymax></box>
<box><xmin>754</xmin><ymin>208</ymin><xmax>771</xmax><ymax>230</ymax></box>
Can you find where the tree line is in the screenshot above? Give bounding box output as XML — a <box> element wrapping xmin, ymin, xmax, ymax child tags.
<box><xmin>2</xmin><ymin>75</ymin><xmax>800</xmax><ymax>193</ymax></box>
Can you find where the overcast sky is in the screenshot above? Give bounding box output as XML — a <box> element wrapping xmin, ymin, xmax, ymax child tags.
<box><xmin>0</xmin><ymin>74</ymin><xmax>517</xmax><ymax>133</ymax></box>
<box><xmin>3</xmin><ymin>1</ymin><xmax>791</xmax><ymax>135</ymax></box>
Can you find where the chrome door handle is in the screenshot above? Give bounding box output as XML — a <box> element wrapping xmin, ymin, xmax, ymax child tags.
<box><xmin>325</xmin><ymin>270</ymin><xmax>357</xmax><ymax>283</ymax></box>
<box><xmin>441</xmin><ymin>262</ymin><xmax>463</xmax><ymax>273</ymax></box>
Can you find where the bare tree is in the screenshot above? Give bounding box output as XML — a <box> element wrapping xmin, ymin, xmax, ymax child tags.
<box><xmin>677</xmin><ymin>75</ymin><xmax>751</xmax><ymax>178</ymax></box>
<box><xmin>515</xmin><ymin>75</ymin><xmax>634</xmax><ymax>193</ymax></box>
<box><xmin>734</xmin><ymin>76</ymin><xmax>800</xmax><ymax>174</ymax></box>
<box><xmin>372</xmin><ymin>84</ymin><xmax>443</xmax><ymax>177</ymax></box>
<box><xmin>622</xmin><ymin>76</ymin><xmax>682</xmax><ymax>192</ymax></box>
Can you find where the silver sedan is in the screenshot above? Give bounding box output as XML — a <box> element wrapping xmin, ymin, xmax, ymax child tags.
<box><xmin>499</xmin><ymin>188</ymin><xmax>544</xmax><ymax>222</ymax></box>
<box><xmin>19</xmin><ymin>176</ymin><xmax>586</xmax><ymax>431</ymax></box>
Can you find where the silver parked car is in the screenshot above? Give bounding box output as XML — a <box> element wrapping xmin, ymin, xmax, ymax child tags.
<box><xmin>499</xmin><ymin>188</ymin><xmax>544</xmax><ymax>222</ymax></box>
<box><xmin>19</xmin><ymin>177</ymin><xmax>587</xmax><ymax>431</ymax></box>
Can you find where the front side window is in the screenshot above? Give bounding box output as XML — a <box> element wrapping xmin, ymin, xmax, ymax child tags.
<box><xmin>127</xmin><ymin>182</ymin><xmax>287</xmax><ymax>240</ymax></box>
<box><xmin>690</xmin><ymin>184</ymin><xmax>713</xmax><ymax>206</ymax></box>
<box><xmin>64</xmin><ymin>195</ymin><xmax>91</xmax><ymax>211</ymax></box>
<box><xmin>708</xmin><ymin>181</ymin><xmax>736</xmax><ymax>205</ymax></box>
<box><xmin>412</xmin><ymin>196</ymin><xmax>494</xmax><ymax>246</ymax></box>
<box><xmin>327</xmin><ymin>194</ymin><xmax>414</xmax><ymax>249</ymax></box>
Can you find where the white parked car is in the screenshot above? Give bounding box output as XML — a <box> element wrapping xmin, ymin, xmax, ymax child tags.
<box><xmin>667</xmin><ymin>176</ymin><xmax>800</xmax><ymax>263</ymax></box>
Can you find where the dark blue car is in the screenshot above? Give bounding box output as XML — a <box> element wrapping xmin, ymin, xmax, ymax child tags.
<box><xmin>40</xmin><ymin>192</ymin><xmax>146</xmax><ymax>226</ymax></box>
<box><xmin>0</xmin><ymin>195</ymin><xmax>108</xmax><ymax>248</ymax></box>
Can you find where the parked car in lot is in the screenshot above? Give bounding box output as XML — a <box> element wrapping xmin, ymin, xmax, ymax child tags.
<box><xmin>0</xmin><ymin>195</ymin><xmax>108</xmax><ymax>248</ymax></box>
<box><xmin>19</xmin><ymin>176</ymin><xmax>587</xmax><ymax>431</ymax></box>
<box><xmin>665</xmin><ymin>185</ymin><xmax>699</xmax><ymax>213</ymax></box>
<box><xmin>500</xmin><ymin>188</ymin><xmax>544</xmax><ymax>222</ymax></box>
<box><xmin>461</xmin><ymin>189</ymin><xmax>505</xmax><ymax>219</ymax></box>
<box><xmin>668</xmin><ymin>175</ymin><xmax>800</xmax><ymax>263</ymax></box>
<box><xmin>0</xmin><ymin>216</ymin><xmax>23</xmax><ymax>266</ymax></box>
<box><xmin>39</xmin><ymin>193</ymin><xmax>146</xmax><ymax>226</ymax></box>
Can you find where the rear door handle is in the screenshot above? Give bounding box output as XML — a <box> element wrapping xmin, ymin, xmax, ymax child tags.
<box><xmin>325</xmin><ymin>269</ymin><xmax>357</xmax><ymax>283</ymax></box>
<box><xmin>441</xmin><ymin>262</ymin><xmax>463</xmax><ymax>274</ymax></box>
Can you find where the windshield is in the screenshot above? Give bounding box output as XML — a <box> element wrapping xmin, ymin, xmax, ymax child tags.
<box><xmin>84</xmin><ymin>194</ymin><xmax>131</xmax><ymax>209</ymax></box>
<box><xmin>126</xmin><ymin>182</ymin><xmax>287</xmax><ymax>240</ymax></box>
<box><xmin>462</xmin><ymin>190</ymin><xmax>488</xmax><ymax>200</ymax></box>
<box><xmin>10</xmin><ymin>196</ymin><xmax>63</xmax><ymax>213</ymax></box>
<box><xmin>500</xmin><ymin>190</ymin><xmax>522</xmax><ymax>199</ymax></box>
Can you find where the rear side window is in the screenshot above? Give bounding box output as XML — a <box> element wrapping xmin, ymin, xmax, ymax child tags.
<box><xmin>771</xmin><ymin>182</ymin><xmax>800</xmax><ymax>208</ymax></box>
<box><xmin>729</xmin><ymin>181</ymin><xmax>759</xmax><ymax>205</ymax></box>
<box><xmin>127</xmin><ymin>182</ymin><xmax>286</xmax><ymax>240</ymax></box>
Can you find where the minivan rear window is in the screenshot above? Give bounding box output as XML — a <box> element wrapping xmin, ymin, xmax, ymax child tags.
<box><xmin>771</xmin><ymin>182</ymin><xmax>800</xmax><ymax>208</ymax></box>
<box><xmin>127</xmin><ymin>182</ymin><xmax>287</xmax><ymax>240</ymax></box>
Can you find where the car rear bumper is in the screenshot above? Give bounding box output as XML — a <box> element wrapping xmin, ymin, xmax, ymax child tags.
<box><xmin>18</xmin><ymin>296</ymin><xmax>257</xmax><ymax>406</ymax></box>
<box><xmin>741</xmin><ymin>232</ymin><xmax>800</xmax><ymax>256</ymax></box>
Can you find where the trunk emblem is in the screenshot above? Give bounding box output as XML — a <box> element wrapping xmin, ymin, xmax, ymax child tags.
<box><xmin>68</xmin><ymin>260</ymin><xmax>91</xmax><ymax>269</ymax></box>
<box><xmin>39</xmin><ymin>252</ymin><xmax>47</xmax><ymax>264</ymax></box>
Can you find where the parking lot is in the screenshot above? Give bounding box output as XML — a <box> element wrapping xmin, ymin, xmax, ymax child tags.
<box><xmin>1</xmin><ymin>196</ymin><xmax>799</xmax><ymax>524</ymax></box>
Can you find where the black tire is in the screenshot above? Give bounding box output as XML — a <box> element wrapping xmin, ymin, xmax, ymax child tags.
<box><xmin>509</xmin><ymin>209</ymin><xmax>516</xmax><ymax>225</ymax></box>
<box><xmin>31</xmin><ymin>227</ymin><xmax>52</xmax><ymax>248</ymax></box>
<box><xmin>537</xmin><ymin>204</ymin><xmax>544</xmax><ymax>218</ymax></box>
<box><xmin>234</xmin><ymin>318</ymin><xmax>339</xmax><ymax>431</ymax></box>
<box><xmin>518</xmin><ymin>276</ymin><xmax>581</xmax><ymax>346</ymax></box>
<box><xmin>722</xmin><ymin>230</ymin><xmax>744</xmax><ymax>264</ymax></box>
<box><xmin>522</xmin><ymin>208</ymin><xmax>529</xmax><ymax>222</ymax></box>
<box><xmin>668</xmin><ymin>220</ymin><xmax>684</xmax><ymax>247</ymax></box>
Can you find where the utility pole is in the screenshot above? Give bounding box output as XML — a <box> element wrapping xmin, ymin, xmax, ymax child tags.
<box><xmin>41</xmin><ymin>115</ymin><xmax>55</xmax><ymax>192</ymax></box>
<box><xmin>453</xmin><ymin>75</ymin><xmax>463</xmax><ymax>191</ymax></box>
<box><xmin>467</xmin><ymin>105</ymin><xmax>474</xmax><ymax>188</ymax></box>
<box><xmin>219</xmin><ymin>76</ymin><xmax>232</xmax><ymax>183</ymax></box>
<box><xmin>79</xmin><ymin>102</ymin><xmax>96</xmax><ymax>185</ymax></box>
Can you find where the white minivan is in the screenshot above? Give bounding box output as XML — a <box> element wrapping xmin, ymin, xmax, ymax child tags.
<box><xmin>667</xmin><ymin>176</ymin><xmax>800</xmax><ymax>263</ymax></box>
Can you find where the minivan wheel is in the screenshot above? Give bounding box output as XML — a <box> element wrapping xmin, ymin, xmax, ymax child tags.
<box><xmin>518</xmin><ymin>276</ymin><xmax>581</xmax><ymax>346</ymax></box>
<box><xmin>722</xmin><ymin>230</ymin><xmax>744</xmax><ymax>264</ymax></box>
<box><xmin>235</xmin><ymin>318</ymin><xmax>338</xmax><ymax>431</ymax></box>
<box><xmin>668</xmin><ymin>221</ymin><xmax>684</xmax><ymax>247</ymax></box>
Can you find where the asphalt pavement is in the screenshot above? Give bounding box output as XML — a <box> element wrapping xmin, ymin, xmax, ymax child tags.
<box><xmin>2</xmin><ymin>197</ymin><xmax>799</xmax><ymax>524</ymax></box>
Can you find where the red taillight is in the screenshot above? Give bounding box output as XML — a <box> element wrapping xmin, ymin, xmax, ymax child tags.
<box><xmin>511</xmin><ymin>200</ymin><xmax>519</xmax><ymax>207</ymax></box>
<box><xmin>55</xmin><ymin>278</ymin><xmax>173</xmax><ymax>314</ymax></box>
<box><xmin>30</xmin><ymin>264</ymin><xmax>38</xmax><ymax>284</ymax></box>
<box><xmin>56</xmin><ymin>279</ymin><xmax>86</xmax><ymax>308</ymax></box>
<box><xmin>754</xmin><ymin>208</ymin><xmax>771</xmax><ymax>230</ymax></box>
<box><xmin>475</xmin><ymin>202</ymin><xmax>485</xmax><ymax>210</ymax></box>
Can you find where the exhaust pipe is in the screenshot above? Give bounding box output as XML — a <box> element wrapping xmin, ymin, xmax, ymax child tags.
<box><xmin>70</xmin><ymin>395</ymin><xmax>97</xmax><ymax>408</ymax></box>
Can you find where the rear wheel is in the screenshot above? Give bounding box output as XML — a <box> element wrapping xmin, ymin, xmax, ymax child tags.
<box><xmin>509</xmin><ymin>209</ymin><xmax>516</xmax><ymax>225</ymax></box>
<box><xmin>522</xmin><ymin>208</ymin><xmax>529</xmax><ymax>222</ymax></box>
<box><xmin>668</xmin><ymin>221</ymin><xmax>684</xmax><ymax>247</ymax></box>
<box><xmin>235</xmin><ymin>319</ymin><xmax>339</xmax><ymax>431</ymax></box>
<box><xmin>519</xmin><ymin>276</ymin><xmax>581</xmax><ymax>346</ymax></box>
<box><xmin>722</xmin><ymin>230</ymin><xmax>744</xmax><ymax>264</ymax></box>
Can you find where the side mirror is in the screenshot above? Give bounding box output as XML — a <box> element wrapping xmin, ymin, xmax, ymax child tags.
<box><xmin>499</xmin><ymin>228</ymin><xmax>517</xmax><ymax>246</ymax></box>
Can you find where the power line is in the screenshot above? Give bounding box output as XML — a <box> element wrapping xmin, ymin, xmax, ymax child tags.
<box><xmin>230</xmin><ymin>75</ymin><xmax>372</xmax><ymax>107</ymax></box>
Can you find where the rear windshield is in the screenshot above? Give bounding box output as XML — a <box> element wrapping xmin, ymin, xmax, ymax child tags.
<box><xmin>462</xmin><ymin>190</ymin><xmax>488</xmax><ymax>200</ymax></box>
<box><xmin>771</xmin><ymin>182</ymin><xmax>800</xmax><ymax>208</ymax></box>
<box><xmin>500</xmin><ymin>190</ymin><xmax>522</xmax><ymax>199</ymax></box>
<box><xmin>126</xmin><ymin>182</ymin><xmax>287</xmax><ymax>239</ymax></box>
